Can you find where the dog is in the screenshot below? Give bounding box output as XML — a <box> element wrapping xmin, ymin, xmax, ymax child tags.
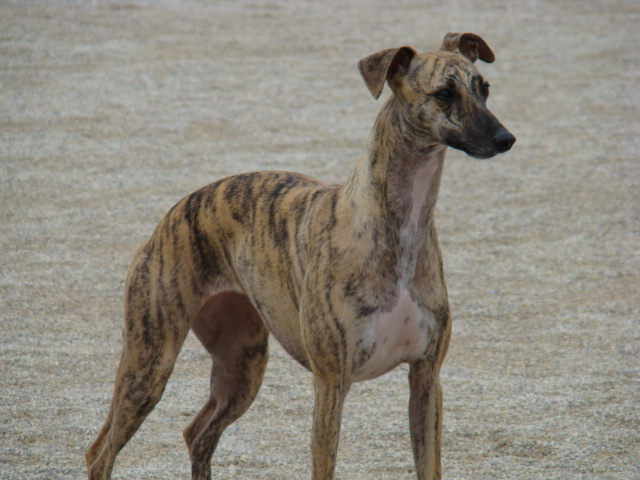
<box><xmin>86</xmin><ymin>32</ymin><xmax>515</xmax><ymax>480</ymax></box>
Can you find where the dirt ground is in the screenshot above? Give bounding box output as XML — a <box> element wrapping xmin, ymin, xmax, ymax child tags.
<box><xmin>1</xmin><ymin>0</ymin><xmax>639</xmax><ymax>479</ymax></box>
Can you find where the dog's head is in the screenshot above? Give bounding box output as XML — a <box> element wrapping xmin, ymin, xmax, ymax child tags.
<box><xmin>358</xmin><ymin>33</ymin><xmax>515</xmax><ymax>159</ymax></box>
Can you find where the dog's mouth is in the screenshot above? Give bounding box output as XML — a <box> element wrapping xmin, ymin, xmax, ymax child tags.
<box><xmin>447</xmin><ymin>129</ymin><xmax>516</xmax><ymax>159</ymax></box>
<box><xmin>443</xmin><ymin>115</ymin><xmax>516</xmax><ymax>159</ymax></box>
<box><xmin>471</xmin><ymin>154</ymin><xmax>495</xmax><ymax>160</ymax></box>
<box><xmin>448</xmin><ymin>143</ymin><xmax>500</xmax><ymax>160</ymax></box>
<box><xmin>466</xmin><ymin>149</ymin><xmax>502</xmax><ymax>160</ymax></box>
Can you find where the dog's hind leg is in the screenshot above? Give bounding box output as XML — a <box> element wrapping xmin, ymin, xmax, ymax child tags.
<box><xmin>184</xmin><ymin>291</ymin><xmax>269</xmax><ymax>480</ymax></box>
<box><xmin>86</xmin><ymin>244</ymin><xmax>191</xmax><ymax>480</ymax></box>
<box><xmin>86</xmin><ymin>345</ymin><xmax>182</xmax><ymax>479</ymax></box>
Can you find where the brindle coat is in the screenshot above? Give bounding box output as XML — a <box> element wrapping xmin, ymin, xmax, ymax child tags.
<box><xmin>87</xmin><ymin>32</ymin><xmax>515</xmax><ymax>480</ymax></box>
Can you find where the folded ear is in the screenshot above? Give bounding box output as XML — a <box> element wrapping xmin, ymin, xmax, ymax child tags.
<box><xmin>358</xmin><ymin>46</ymin><xmax>416</xmax><ymax>100</ymax></box>
<box><xmin>440</xmin><ymin>32</ymin><xmax>495</xmax><ymax>63</ymax></box>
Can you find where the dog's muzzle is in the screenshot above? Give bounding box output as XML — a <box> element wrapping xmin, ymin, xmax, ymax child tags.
<box><xmin>493</xmin><ymin>127</ymin><xmax>516</xmax><ymax>153</ymax></box>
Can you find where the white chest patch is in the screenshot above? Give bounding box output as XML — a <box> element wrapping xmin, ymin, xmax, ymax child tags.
<box><xmin>353</xmin><ymin>289</ymin><xmax>435</xmax><ymax>382</ymax></box>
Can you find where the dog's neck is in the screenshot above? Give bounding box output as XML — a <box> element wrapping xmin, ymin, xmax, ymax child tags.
<box><xmin>345</xmin><ymin>98</ymin><xmax>446</xmax><ymax>232</ymax></box>
<box><xmin>342</xmin><ymin>98</ymin><xmax>446</xmax><ymax>280</ymax></box>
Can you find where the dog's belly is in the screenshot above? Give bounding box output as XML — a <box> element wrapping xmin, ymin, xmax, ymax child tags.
<box><xmin>247</xmin><ymin>290</ymin><xmax>312</xmax><ymax>370</ymax></box>
<box><xmin>353</xmin><ymin>289</ymin><xmax>434</xmax><ymax>382</ymax></box>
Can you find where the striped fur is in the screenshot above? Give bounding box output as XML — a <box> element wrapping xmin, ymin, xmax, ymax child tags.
<box><xmin>87</xmin><ymin>32</ymin><xmax>514</xmax><ymax>480</ymax></box>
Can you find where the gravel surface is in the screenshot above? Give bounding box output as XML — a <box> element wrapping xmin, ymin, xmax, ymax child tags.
<box><xmin>1</xmin><ymin>1</ymin><xmax>639</xmax><ymax>479</ymax></box>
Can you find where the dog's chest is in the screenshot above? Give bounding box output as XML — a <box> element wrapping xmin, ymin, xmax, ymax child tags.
<box><xmin>352</xmin><ymin>289</ymin><xmax>434</xmax><ymax>382</ymax></box>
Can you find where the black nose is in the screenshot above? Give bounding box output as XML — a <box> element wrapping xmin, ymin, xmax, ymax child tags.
<box><xmin>494</xmin><ymin>129</ymin><xmax>516</xmax><ymax>153</ymax></box>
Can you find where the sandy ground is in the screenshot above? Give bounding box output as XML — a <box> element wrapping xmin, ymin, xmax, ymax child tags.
<box><xmin>1</xmin><ymin>0</ymin><xmax>639</xmax><ymax>479</ymax></box>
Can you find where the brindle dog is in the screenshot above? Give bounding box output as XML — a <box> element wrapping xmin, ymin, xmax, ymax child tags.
<box><xmin>87</xmin><ymin>32</ymin><xmax>515</xmax><ymax>480</ymax></box>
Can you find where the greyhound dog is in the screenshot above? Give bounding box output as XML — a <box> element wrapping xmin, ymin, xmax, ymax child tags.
<box><xmin>87</xmin><ymin>32</ymin><xmax>515</xmax><ymax>480</ymax></box>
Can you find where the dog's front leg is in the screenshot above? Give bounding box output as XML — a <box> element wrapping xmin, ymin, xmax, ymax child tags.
<box><xmin>408</xmin><ymin>360</ymin><xmax>443</xmax><ymax>480</ymax></box>
<box><xmin>310</xmin><ymin>375</ymin><xmax>350</xmax><ymax>479</ymax></box>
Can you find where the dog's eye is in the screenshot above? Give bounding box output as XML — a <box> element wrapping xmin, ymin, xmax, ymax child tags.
<box><xmin>434</xmin><ymin>89</ymin><xmax>454</xmax><ymax>101</ymax></box>
<box><xmin>481</xmin><ymin>83</ymin><xmax>490</xmax><ymax>98</ymax></box>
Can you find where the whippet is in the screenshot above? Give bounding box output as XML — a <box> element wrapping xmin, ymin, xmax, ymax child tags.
<box><xmin>87</xmin><ymin>32</ymin><xmax>515</xmax><ymax>480</ymax></box>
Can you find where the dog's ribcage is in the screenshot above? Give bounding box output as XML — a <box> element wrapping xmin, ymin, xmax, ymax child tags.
<box><xmin>176</xmin><ymin>169</ymin><xmax>446</xmax><ymax>381</ymax></box>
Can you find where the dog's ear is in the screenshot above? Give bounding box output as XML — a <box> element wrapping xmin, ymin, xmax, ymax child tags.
<box><xmin>358</xmin><ymin>46</ymin><xmax>416</xmax><ymax>100</ymax></box>
<box><xmin>440</xmin><ymin>33</ymin><xmax>495</xmax><ymax>63</ymax></box>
